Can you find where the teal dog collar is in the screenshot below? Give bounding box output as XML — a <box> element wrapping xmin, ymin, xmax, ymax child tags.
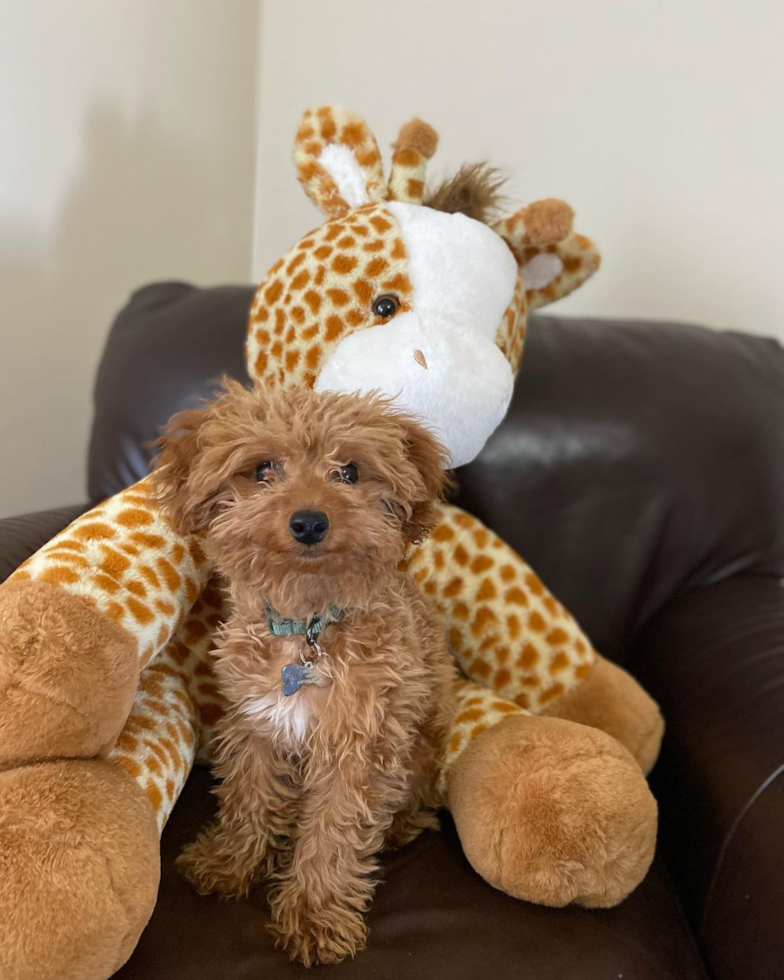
<box><xmin>264</xmin><ymin>605</ymin><xmax>343</xmax><ymax>642</ymax></box>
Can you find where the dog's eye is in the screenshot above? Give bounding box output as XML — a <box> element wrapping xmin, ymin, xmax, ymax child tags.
<box><xmin>332</xmin><ymin>463</ymin><xmax>358</xmax><ymax>485</ymax></box>
<box><xmin>256</xmin><ymin>461</ymin><xmax>279</xmax><ymax>483</ymax></box>
<box><xmin>371</xmin><ymin>294</ymin><xmax>399</xmax><ymax>319</ymax></box>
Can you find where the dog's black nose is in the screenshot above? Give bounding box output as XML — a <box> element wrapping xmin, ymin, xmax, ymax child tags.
<box><xmin>289</xmin><ymin>510</ymin><xmax>329</xmax><ymax>545</ymax></box>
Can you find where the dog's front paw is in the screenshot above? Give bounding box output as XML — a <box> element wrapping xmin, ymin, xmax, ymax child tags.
<box><xmin>177</xmin><ymin>825</ymin><xmax>263</xmax><ymax>900</ymax></box>
<box><xmin>177</xmin><ymin>840</ymin><xmax>250</xmax><ymax>899</ymax></box>
<box><xmin>268</xmin><ymin>886</ymin><xmax>368</xmax><ymax>965</ymax></box>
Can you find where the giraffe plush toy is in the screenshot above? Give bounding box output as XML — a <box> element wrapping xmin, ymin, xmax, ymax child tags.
<box><xmin>0</xmin><ymin>106</ymin><xmax>663</xmax><ymax>979</ymax></box>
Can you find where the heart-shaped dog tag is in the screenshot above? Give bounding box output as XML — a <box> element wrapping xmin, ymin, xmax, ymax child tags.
<box><xmin>281</xmin><ymin>661</ymin><xmax>318</xmax><ymax>697</ymax></box>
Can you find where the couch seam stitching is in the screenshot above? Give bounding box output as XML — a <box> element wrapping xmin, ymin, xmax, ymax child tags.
<box><xmin>700</xmin><ymin>763</ymin><xmax>784</xmax><ymax>936</ymax></box>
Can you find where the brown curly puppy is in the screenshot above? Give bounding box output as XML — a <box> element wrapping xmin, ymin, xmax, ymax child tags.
<box><xmin>154</xmin><ymin>380</ymin><xmax>456</xmax><ymax>965</ymax></box>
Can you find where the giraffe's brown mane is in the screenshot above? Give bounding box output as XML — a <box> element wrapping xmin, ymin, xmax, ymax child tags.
<box><xmin>423</xmin><ymin>163</ymin><xmax>507</xmax><ymax>225</ymax></box>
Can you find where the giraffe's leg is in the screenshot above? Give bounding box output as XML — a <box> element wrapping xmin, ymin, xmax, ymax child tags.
<box><xmin>538</xmin><ymin>654</ymin><xmax>664</xmax><ymax>776</ymax></box>
<box><xmin>400</xmin><ymin>506</ymin><xmax>660</xmax><ymax>907</ymax></box>
<box><xmin>444</xmin><ymin>688</ymin><xmax>657</xmax><ymax>908</ymax></box>
<box><xmin>0</xmin><ymin>757</ymin><xmax>160</xmax><ymax>980</ymax></box>
<box><xmin>0</xmin><ymin>579</ymin><xmax>139</xmax><ymax>764</ymax></box>
<box><xmin>0</xmin><ymin>479</ymin><xmax>217</xmax><ymax>980</ymax></box>
<box><xmin>108</xmin><ymin>648</ymin><xmax>201</xmax><ymax>831</ymax></box>
<box><xmin>108</xmin><ymin>578</ymin><xmax>227</xmax><ymax>830</ymax></box>
<box><xmin>0</xmin><ymin>477</ymin><xmax>214</xmax><ymax>762</ymax></box>
<box><xmin>0</xmin><ymin>583</ymin><xmax>227</xmax><ymax>980</ymax></box>
<box><xmin>404</xmin><ymin>502</ymin><xmax>663</xmax><ymax>771</ymax></box>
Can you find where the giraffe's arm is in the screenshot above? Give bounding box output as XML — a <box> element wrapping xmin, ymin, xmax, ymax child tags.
<box><xmin>405</xmin><ymin>502</ymin><xmax>662</xmax><ymax>771</ymax></box>
<box><xmin>0</xmin><ymin>474</ymin><xmax>214</xmax><ymax>768</ymax></box>
<box><xmin>0</xmin><ymin>478</ymin><xmax>218</xmax><ymax>978</ymax></box>
<box><xmin>109</xmin><ymin>576</ymin><xmax>227</xmax><ymax>831</ymax></box>
<box><xmin>8</xmin><ymin>475</ymin><xmax>213</xmax><ymax>669</ymax></box>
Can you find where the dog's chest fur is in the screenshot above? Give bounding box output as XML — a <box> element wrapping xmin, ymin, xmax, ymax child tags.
<box><xmin>229</xmin><ymin>591</ymin><xmax>433</xmax><ymax>753</ymax></box>
<box><xmin>240</xmin><ymin>634</ymin><xmax>330</xmax><ymax>744</ymax></box>
<box><xmin>244</xmin><ymin>685</ymin><xmax>315</xmax><ymax>743</ymax></box>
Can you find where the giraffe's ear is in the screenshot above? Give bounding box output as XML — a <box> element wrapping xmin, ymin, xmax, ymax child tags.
<box><xmin>494</xmin><ymin>200</ymin><xmax>601</xmax><ymax>311</ymax></box>
<box><xmin>518</xmin><ymin>234</ymin><xmax>602</xmax><ymax>311</ymax></box>
<box><xmin>294</xmin><ymin>106</ymin><xmax>387</xmax><ymax>218</ymax></box>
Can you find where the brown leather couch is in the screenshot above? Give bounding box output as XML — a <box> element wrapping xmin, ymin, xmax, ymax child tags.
<box><xmin>2</xmin><ymin>283</ymin><xmax>782</xmax><ymax>980</ymax></box>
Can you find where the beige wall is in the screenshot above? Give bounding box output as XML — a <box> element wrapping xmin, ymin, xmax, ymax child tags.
<box><xmin>254</xmin><ymin>0</ymin><xmax>783</xmax><ymax>340</ymax></box>
<box><xmin>0</xmin><ymin>1</ymin><xmax>258</xmax><ymax>517</ymax></box>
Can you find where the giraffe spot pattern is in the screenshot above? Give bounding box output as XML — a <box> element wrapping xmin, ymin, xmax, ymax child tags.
<box><xmin>247</xmin><ymin>203</ymin><xmax>414</xmax><ymax>392</ymax></box>
<box><xmin>107</xmin><ymin>584</ymin><xmax>229</xmax><ymax>832</ymax></box>
<box><xmin>294</xmin><ymin>107</ymin><xmax>386</xmax><ymax>218</ymax></box>
<box><xmin>9</xmin><ymin>476</ymin><xmax>213</xmax><ymax>672</ymax></box>
<box><xmin>438</xmin><ymin>679</ymin><xmax>528</xmax><ymax>796</ymax></box>
<box><xmin>494</xmin><ymin>209</ymin><xmax>601</xmax><ymax>315</ymax></box>
<box><xmin>401</xmin><ymin>502</ymin><xmax>596</xmax><ymax>710</ymax></box>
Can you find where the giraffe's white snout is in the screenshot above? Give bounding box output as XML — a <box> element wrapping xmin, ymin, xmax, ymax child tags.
<box><xmin>315</xmin><ymin>200</ymin><xmax>518</xmax><ymax>469</ymax></box>
<box><xmin>314</xmin><ymin>308</ymin><xmax>514</xmax><ymax>468</ymax></box>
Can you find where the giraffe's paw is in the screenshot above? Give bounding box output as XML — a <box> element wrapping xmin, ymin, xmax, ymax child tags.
<box><xmin>0</xmin><ymin>580</ymin><xmax>138</xmax><ymax>763</ymax></box>
<box><xmin>0</xmin><ymin>758</ymin><xmax>159</xmax><ymax>980</ymax></box>
<box><xmin>448</xmin><ymin>714</ymin><xmax>657</xmax><ymax>908</ymax></box>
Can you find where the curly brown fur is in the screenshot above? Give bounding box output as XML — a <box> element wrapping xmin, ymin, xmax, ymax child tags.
<box><xmin>155</xmin><ymin>382</ymin><xmax>457</xmax><ymax>965</ymax></box>
<box><xmin>424</xmin><ymin>162</ymin><xmax>507</xmax><ymax>225</ymax></box>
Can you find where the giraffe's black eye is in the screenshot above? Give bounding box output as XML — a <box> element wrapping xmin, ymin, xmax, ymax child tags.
<box><xmin>256</xmin><ymin>461</ymin><xmax>280</xmax><ymax>482</ymax></box>
<box><xmin>332</xmin><ymin>463</ymin><xmax>359</xmax><ymax>485</ymax></box>
<box><xmin>372</xmin><ymin>294</ymin><xmax>400</xmax><ymax>319</ymax></box>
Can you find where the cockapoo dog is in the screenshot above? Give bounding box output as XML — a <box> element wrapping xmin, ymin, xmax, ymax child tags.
<box><xmin>154</xmin><ymin>380</ymin><xmax>457</xmax><ymax>965</ymax></box>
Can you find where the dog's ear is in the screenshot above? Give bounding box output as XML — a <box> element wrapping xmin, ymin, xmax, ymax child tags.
<box><xmin>397</xmin><ymin>416</ymin><xmax>452</xmax><ymax>544</ymax></box>
<box><xmin>154</xmin><ymin>379</ymin><xmax>275</xmax><ymax>536</ymax></box>
<box><xmin>153</xmin><ymin>405</ymin><xmax>216</xmax><ymax>536</ymax></box>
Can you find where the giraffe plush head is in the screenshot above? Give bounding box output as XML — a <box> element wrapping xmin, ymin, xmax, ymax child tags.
<box><xmin>246</xmin><ymin>106</ymin><xmax>600</xmax><ymax>468</ymax></box>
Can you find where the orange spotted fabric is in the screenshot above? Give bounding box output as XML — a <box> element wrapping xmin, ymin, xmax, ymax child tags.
<box><xmin>387</xmin><ymin>118</ymin><xmax>438</xmax><ymax>205</ymax></box>
<box><xmin>403</xmin><ymin>505</ymin><xmax>595</xmax><ymax>709</ymax></box>
<box><xmin>247</xmin><ymin>204</ymin><xmax>413</xmax><ymax>390</ymax></box>
<box><xmin>438</xmin><ymin>679</ymin><xmax>527</xmax><ymax>795</ymax></box>
<box><xmin>10</xmin><ymin>477</ymin><xmax>212</xmax><ymax>669</ymax></box>
<box><xmin>493</xmin><ymin>275</ymin><xmax>528</xmax><ymax>375</ymax></box>
<box><xmin>522</xmin><ymin>234</ymin><xmax>601</xmax><ymax>311</ymax></box>
<box><xmin>108</xmin><ymin>582</ymin><xmax>228</xmax><ymax>830</ymax></box>
<box><xmin>493</xmin><ymin>215</ymin><xmax>601</xmax><ymax>312</ymax></box>
<box><xmin>294</xmin><ymin>106</ymin><xmax>386</xmax><ymax>218</ymax></box>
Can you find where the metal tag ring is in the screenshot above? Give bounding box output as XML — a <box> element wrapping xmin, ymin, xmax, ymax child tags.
<box><xmin>300</xmin><ymin>638</ymin><xmax>324</xmax><ymax>664</ymax></box>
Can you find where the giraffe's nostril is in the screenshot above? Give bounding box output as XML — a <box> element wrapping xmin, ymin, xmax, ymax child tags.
<box><xmin>413</xmin><ymin>349</ymin><xmax>428</xmax><ymax>370</ymax></box>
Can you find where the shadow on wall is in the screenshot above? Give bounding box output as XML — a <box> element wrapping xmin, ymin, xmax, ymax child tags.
<box><xmin>0</xmin><ymin>106</ymin><xmax>254</xmax><ymax>519</ymax></box>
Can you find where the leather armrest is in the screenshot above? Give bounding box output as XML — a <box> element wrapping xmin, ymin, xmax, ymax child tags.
<box><xmin>0</xmin><ymin>505</ymin><xmax>89</xmax><ymax>584</ymax></box>
<box><xmin>632</xmin><ymin>574</ymin><xmax>784</xmax><ymax>980</ymax></box>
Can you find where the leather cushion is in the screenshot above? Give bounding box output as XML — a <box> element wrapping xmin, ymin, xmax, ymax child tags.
<box><xmin>88</xmin><ymin>282</ymin><xmax>251</xmax><ymax>503</ymax></box>
<box><xmin>115</xmin><ymin>766</ymin><xmax>709</xmax><ymax>980</ymax></box>
<box><xmin>632</xmin><ymin>574</ymin><xmax>784</xmax><ymax>980</ymax></box>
